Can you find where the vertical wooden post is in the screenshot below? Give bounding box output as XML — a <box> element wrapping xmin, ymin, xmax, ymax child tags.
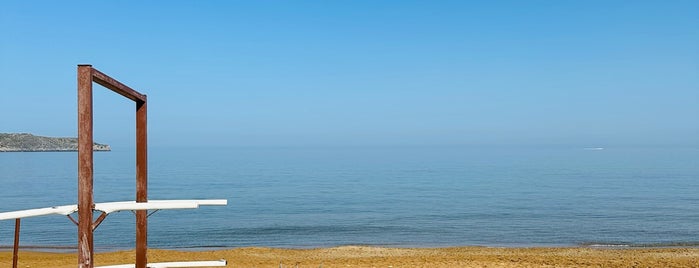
<box><xmin>135</xmin><ymin>100</ymin><xmax>148</xmax><ymax>268</ymax></box>
<box><xmin>77</xmin><ymin>64</ymin><xmax>95</xmax><ymax>268</ymax></box>
<box><xmin>12</xmin><ymin>219</ymin><xmax>20</xmax><ymax>268</ymax></box>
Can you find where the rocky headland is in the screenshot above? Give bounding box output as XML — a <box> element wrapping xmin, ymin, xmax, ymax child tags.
<box><xmin>0</xmin><ymin>133</ymin><xmax>110</xmax><ymax>152</ymax></box>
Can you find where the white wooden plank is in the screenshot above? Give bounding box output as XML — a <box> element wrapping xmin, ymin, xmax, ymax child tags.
<box><xmin>95</xmin><ymin>199</ymin><xmax>227</xmax><ymax>214</ymax></box>
<box><xmin>96</xmin><ymin>260</ymin><xmax>227</xmax><ymax>268</ymax></box>
<box><xmin>0</xmin><ymin>205</ymin><xmax>77</xmax><ymax>220</ymax></box>
<box><xmin>94</xmin><ymin>201</ymin><xmax>199</xmax><ymax>214</ymax></box>
<box><xmin>0</xmin><ymin>199</ymin><xmax>226</xmax><ymax>220</ymax></box>
<box><xmin>149</xmin><ymin>199</ymin><xmax>228</xmax><ymax>206</ymax></box>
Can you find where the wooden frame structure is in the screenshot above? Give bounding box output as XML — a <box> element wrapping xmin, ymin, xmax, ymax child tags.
<box><xmin>78</xmin><ymin>64</ymin><xmax>149</xmax><ymax>268</ymax></box>
<box><xmin>1</xmin><ymin>65</ymin><xmax>227</xmax><ymax>268</ymax></box>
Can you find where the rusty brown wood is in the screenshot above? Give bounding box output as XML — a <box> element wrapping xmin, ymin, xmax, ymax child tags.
<box><xmin>77</xmin><ymin>64</ymin><xmax>148</xmax><ymax>268</ymax></box>
<box><xmin>136</xmin><ymin>100</ymin><xmax>148</xmax><ymax>268</ymax></box>
<box><xmin>92</xmin><ymin>212</ymin><xmax>109</xmax><ymax>231</ymax></box>
<box><xmin>92</xmin><ymin>68</ymin><xmax>147</xmax><ymax>103</ymax></box>
<box><xmin>67</xmin><ymin>214</ymin><xmax>79</xmax><ymax>226</ymax></box>
<box><xmin>13</xmin><ymin>218</ymin><xmax>20</xmax><ymax>268</ymax></box>
<box><xmin>78</xmin><ymin>64</ymin><xmax>94</xmax><ymax>268</ymax></box>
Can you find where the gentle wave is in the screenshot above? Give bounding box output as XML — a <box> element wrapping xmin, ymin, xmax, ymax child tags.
<box><xmin>581</xmin><ymin>242</ymin><xmax>699</xmax><ymax>248</ymax></box>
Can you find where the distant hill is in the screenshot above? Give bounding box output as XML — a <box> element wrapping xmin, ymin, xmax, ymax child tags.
<box><xmin>0</xmin><ymin>133</ymin><xmax>110</xmax><ymax>152</ymax></box>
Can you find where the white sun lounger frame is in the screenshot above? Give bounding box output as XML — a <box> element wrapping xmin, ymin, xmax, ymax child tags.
<box><xmin>0</xmin><ymin>200</ymin><xmax>227</xmax><ymax>221</ymax></box>
<box><xmin>0</xmin><ymin>199</ymin><xmax>227</xmax><ymax>267</ymax></box>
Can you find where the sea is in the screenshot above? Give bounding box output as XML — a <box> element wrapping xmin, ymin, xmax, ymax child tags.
<box><xmin>1</xmin><ymin>145</ymin><xmax>698</xmax><ymax>251</ymax></box>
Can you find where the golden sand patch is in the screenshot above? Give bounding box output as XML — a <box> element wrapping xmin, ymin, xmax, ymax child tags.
<box><xmin>1</xmin><ymin>246</ymin><xmax>698</xmax><ymax>268</ymax></box>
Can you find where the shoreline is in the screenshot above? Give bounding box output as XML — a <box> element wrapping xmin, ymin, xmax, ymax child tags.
<box><xmin>3</xmin><ymin>242</ymin><xmax>699</xmax><ymax>252</ymax></box>
<box><xmin>2</xmin><ymin>246</ymin><xmax>699</xmax><ymax>267</ymax></box>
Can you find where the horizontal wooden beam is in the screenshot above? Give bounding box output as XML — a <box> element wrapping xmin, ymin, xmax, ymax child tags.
<box><xmin>0</xmin><ymin>205</ymin><xmax>78</xmax><ymax>220</ymax></box>
<box><xmin>0</xmin><ymin>199</ymin><xmax>227</xmax><ymax>220</ymax></box>
<box><xmin>80</xmin><ymin>65</ymin><xmax>147</xmax><ymax>103</ymax></box>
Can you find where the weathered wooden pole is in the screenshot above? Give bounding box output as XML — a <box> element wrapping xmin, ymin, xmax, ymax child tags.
<box><xmin>136</xmin><ymin>100</ymin><xmax>148</xmax><ymax>268</ymax></box>
<box><xmin>12</xmin><ymin>219</ymin><xmax>20</xmax><ymax>268</ymax></box>
<box><xmin>77</xmin><ymin>64</ymin><xmax>95</xmax><ymax>268</ymax></box>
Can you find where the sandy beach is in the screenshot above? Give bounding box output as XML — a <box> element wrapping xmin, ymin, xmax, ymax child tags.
<box><xmin>2</xmin><ymin>246</ymin><xmax>698</xmax><ymax>267</ymax></box>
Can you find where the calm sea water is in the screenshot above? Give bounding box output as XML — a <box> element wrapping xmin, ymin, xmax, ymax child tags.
<box><xmin>1</xmin><ymin>146</ymin><xmax>698</xmax><ymax>250</ymax></box>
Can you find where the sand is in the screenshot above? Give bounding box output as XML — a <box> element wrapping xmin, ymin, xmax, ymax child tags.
<box><xmin>2</xmin><ymin>246</ymin><xmax>698</xmax><ymax>267</ymax></box>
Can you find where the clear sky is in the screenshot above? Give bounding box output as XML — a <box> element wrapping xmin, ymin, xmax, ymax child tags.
<box><xmin>1</xmin><ymin>1</ymin><xmax>697</xmax><ymax>148</ymax></box>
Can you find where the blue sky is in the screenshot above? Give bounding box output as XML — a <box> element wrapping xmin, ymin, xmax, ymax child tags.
<box><xmin>1</xmin><ymin>1</ymin><xmax>697</xmax><ymax>147</ymax></box>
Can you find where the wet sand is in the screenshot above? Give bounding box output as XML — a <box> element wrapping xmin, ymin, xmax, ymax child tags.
<box><xmin>2</xmin><ymin>246</ymin><xmax>699</xmax><ymax>267</ymax></box>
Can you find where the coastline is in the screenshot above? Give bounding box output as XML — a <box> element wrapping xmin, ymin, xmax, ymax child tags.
<box><xmin>2</xmin><ymin>246</ymin><xmax>699</xmax><ymax>267</ymax></box>
<box><xmin>0</xmin><ymin>149</ymin><xmax>111</xmax><ymax>152</ymax></box>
